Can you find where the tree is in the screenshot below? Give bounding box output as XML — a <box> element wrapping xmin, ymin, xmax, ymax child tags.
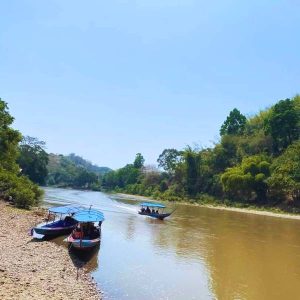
<box><xmin>74</xmin><ymin>168</ymin><xmax>98</xmax><ymax>188</ymax></box>
<box><xmin>18</xmin><ymin>136</ymin><xmax>49</xmax><ymax>185</ymax></box>
<box><xmin>264</xmin><ymin>99</ymin><xmax>299</xmax><ymax>153</ymax></box>
<box><xmin>0</xmin><ymin>99</ymin><xmax>22</xmax><ymax>173</ymax></box>
<box><xmin>268</xmin><ymin>141</ymin><xmax>300</xmax><ymax>201</ymax></box>
<box><xmin>0</xmin><ymin>99</ymin><xmax>43</xmax><ymax>208</ymax></box>
<box><xmin>220</xmin><ymin>108</ymin><xmax>247</xmax><ymax>136</ymax></box>
<box><xmin>221</xmin><ymin>155</ymin><xmax>271</xmax><ymax>202</ymax></box>
<box><xmin>157</xmin><ymin>149</ymin><xmax>182</xmax><ymax>173</ymax></box>
<box><xmin>133</xmin><ymin>153</ymin><xmax>145</xmax><ymax>169</ymax></box>
<box><xmin>183</xmin><ymin>147</ymin><xmax>201</xmax><ymax>196</ymax></box>
<box><xmin>141</xmin><ymin>165</ymin><xmax>161</xmax><ymax>187</ymax></box>
<box><xmin>0</xmin><ymin>168</ymin><xmax>43</xmax><ymax>208</ymax></box>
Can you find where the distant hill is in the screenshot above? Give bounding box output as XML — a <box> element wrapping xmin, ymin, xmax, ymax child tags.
<box><xmin>66</xmin><ymin>153</ymin><xmax>112</xmax><ymax>175</ymax></box>
<box><xmin>46</xmin><ymin>153</ymin><xmax>112</xmax><ymax>189</ymax></box>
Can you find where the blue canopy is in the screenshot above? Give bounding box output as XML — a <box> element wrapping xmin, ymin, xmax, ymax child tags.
<box><xmin>73</xmin><ymin>209</ymin><xmax>105</xmax><ymax>223</ymax></box>
<box><xmin>140</xmin><ymin>202</ymin><xmax>166</xmax><ymax>209</ymax></box>
<box><xmin>48</xmin><ymin>205</ymin><xmax>83</xmax><ymax>214</ymax></box>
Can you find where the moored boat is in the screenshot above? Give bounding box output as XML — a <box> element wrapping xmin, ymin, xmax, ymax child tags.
<box><xmin>65</xmin><ymin>209</ymin><xmax>105</xmax><ymax>251</ymax></box>
<box><xmin>138</xmin><ymin>202</ymin><xmax>173</xmax><ymax>220</ymax></box>
<box><xmin>31</xmin><ymin>205</ymin><xmax>82</xmax><ymax>239</ymax></box>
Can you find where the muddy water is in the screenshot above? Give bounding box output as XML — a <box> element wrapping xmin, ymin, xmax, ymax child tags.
<box><xmin>43</xmin><ymin>187</ymin><xmax>300</xmax><ymax>300</ymax></box>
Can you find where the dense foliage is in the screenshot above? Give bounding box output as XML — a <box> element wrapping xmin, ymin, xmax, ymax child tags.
<box><xmin>66</xmin><ymin>153</ymin><xmax>111</xmax><ymax>175</ymax></box>
<box><xmin>101</xmin><ymin>96</ymin><xmax>300</xmax><ymax>210</ymax></box>
<box><xmin>18</xmin><ymin>136</ymin><xmax>49</xmax><ymax>185</ymax></box>
<box><xmin>4</xmin><ymin>94</ymin><xmax>300</xmax><ymax>210</ymax></box>
<box><xmin>0</xmin><ymin>99</ymin><xmax>43</xmax><ymax>208</ymax></box>
<box><xmin>0</xmin><ymin>100</ymin><xmax>22</xmax><ymax>173</ymax></box>
<box><xmin>46</xmin><ymin>153</ymin><xmax>110</xmax><ymax>190</ymax></box>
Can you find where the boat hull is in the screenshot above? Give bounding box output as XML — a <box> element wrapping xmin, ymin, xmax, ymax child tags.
<box><xmin>66</xmin><ymin>236</ymin><xmax>100</xmax><ymax>250</ymax></box>
<box><xmin>33</xmin><ymin>226</ymin><xmax>75</xmax><ymax>236</ymax></box>
<box><xmin>138</xmin><ymin>212</ymin><xmax>171</xmax><ymax>220</ymax></box>
<box><xmin>32</xmin><ymin>219</ymin><xmax>77</xmax><ymax>237</ymax></box>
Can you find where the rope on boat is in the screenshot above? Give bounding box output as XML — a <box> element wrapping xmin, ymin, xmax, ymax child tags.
<box><xmin>170</xmin><ymin>207</ymin><xmax>178</xmax><ymax>214</ymax></box>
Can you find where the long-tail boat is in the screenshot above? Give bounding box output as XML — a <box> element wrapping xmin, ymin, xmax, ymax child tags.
<box><xmin>138</xmin><ymin>202</ymin><xmax>173</xmax><ymax>220</ymax></box>
<box><xmin>31</xmin><ymin>205</ymin><xmax>82</xmax><ymax>239</ymax></box>
<box><xmin>65</xmin><ymin>209</ymin><xmax>105</xmax><ymax>251</ymax></box>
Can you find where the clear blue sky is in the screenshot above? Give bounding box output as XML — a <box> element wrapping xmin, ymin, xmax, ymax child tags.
<box><xmin>1</xmin><ymin>1</ymin><xmax>299</xmax><ymax>169</ymax></box>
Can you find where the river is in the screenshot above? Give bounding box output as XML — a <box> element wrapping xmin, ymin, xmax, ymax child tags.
<box><xmin>43</xmin><ymin>187</ymin><xmax>300</xmax><ymax>300</ymax></box>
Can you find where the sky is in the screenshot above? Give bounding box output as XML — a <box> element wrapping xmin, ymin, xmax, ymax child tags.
<box><xmin>0</xmin><ymin>1</ymin><xmax>299</xmax><ymax>169</ymax></box>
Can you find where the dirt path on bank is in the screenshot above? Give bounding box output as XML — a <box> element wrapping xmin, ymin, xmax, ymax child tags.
<box><xmin>0</xmin><ymin>202</ymin><xmax>101</xmax><ymax>300</ymax></box>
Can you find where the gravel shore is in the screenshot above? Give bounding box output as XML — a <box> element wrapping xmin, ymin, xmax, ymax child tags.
<box><xmin>0</xmin><ymin>201</ymin><xmax>101</xmax><ymax>300</ymax></box>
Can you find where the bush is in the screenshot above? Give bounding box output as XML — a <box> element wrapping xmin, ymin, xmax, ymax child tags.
<box><xmin>8</xmin><ymin>187</ymin><xmax>35</xmax><ymax>208</ymax></box>
<box><xmin>0</xmin><ymin>168</ymin><xmax>43</xmax><ymax>209</ymax></box>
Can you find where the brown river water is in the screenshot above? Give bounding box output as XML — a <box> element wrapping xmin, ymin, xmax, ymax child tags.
<box><xmin>44</xmin><ymin>187</ymin><xmax>300</xmax><ymax>300</ymax></box>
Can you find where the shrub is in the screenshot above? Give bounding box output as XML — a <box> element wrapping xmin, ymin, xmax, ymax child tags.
<box><xmin>0</xmin><ymin>168</ymin><xmax>43</xmax><ymax>209</ymax></box>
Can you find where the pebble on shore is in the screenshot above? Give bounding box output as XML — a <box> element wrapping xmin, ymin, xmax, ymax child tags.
<box><xmin>0</xmin><ymin>201</ymin><xmax>101</xmax><ymax>300</ymax></box>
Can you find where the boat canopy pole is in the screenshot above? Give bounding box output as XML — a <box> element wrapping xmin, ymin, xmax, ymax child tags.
<box><xmin>80</xmin><ymin>223</ymin><xmax>83</xmax><ymax>248</ymax></box>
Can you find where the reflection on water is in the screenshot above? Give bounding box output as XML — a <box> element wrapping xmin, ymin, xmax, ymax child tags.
<box><xmin>69</xmin><ymin>245</ymin><xmax>100</xmax><ymax>273</ymax></box>
<box><xmin>44</xmin><ymin>187</ymin><xmax>300</xmax><ymax>300</ymax></box>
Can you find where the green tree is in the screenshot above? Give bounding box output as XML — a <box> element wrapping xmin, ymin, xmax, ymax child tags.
<box><xmin>221</xmin><ymin>155</ymin><xmax>271</xmax><ymax>202</ymax></box>
<box><xmin>268</xmin><ymin>141</ymin><xmax>300</xmax><ymax>201</ymax></box>
<box><xmin>0</xmin><ymin>99</ymin><xmax>43</xmax><ymax>208</ymax></box>
<box><xmin>133</xmin><ymin>153</ymin><xmax>145</xmax><ymax>169</ymax></box>
<box><xmin>0</xmin><ymin>168</ymin><xmax>43</xmax><ymax>208</ymax></box>
<box><xmin>183</xmin><ymin>147</ymin><xmax>201</xmax><ymax>196</ymax></box>
<box><xmin>157</xmin><ymin>149</ymin><xmax>182</xmax><ymax>173</ymax></box>
<box><xmin>264</xmin><ymin>99</ymin><xmax>299</xmax><ymax>153</ymax></box>
<box><xmin>18</xmin><ymin>136</ymin><xmax>49</xmax><ymax>185</ymax></box>
<box><xmin>141</xmin><ymin>165</ymin><xmax>161</xmax><ymax>187</ymax></box>
<box><xmin>220</xmin><ymin>108</ymin><xmax>247</xmax><ymax>136</ymax></box>
<box><xmin>117</xmin><ymin>164</ymin><xmax>140</xmax><ymax>186</ymax></box>
<box><xmin>0</xmin><ymin>99</ymin><xmax>22</xmax><ymax>173</ymax></box>
<box><xmin>74</xmin><ymin>168</ymin><xmax>98</xmax><ymax>188</ymax></box>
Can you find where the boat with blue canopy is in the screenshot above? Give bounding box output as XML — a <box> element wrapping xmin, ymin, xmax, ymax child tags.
<box><xmin>139</xmin><ymin>202</ymin><xmax>173</xmax><ymax>220</ymax></box>
<box><xmin>31</xmin><ymin>205</ymin><xmax>83</xmax><ymax>239</ymax></box>
<box><xmin>65</xmin><ymin>208</ymin><xmax>105</xmax><ymax>251</ymax></box>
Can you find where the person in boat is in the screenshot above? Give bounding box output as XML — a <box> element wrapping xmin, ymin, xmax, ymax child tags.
<box><xmin>88</xmin><ymin>223</ymin><xmax>99</xmax><ymax>239</ymax></box>
<box><xmin>151</xmin><ymin>209</ymin><xmax>155</xmax><ymax>214</ymax></box>
<box><xmin>146</xmin><ymin>207</ymin><xmax>151</xmax><ymax>214</ymax></box>
<box><xmin>73</xmin><ymin>225</ymin><xmax>83</xmax><ymax>239</ymax></box>
<box><xmin>141</xmin><ymin>207</ymin><xmax>145</xmax><ymax>213</ymax></box>
<box><xmin>64</xmin><ymin>215</ymin><xmax>73</xmax><ymax>225</ymax></box>
<box><xmin>155</xmin><ymin>209</ymin><xmax>159</xmax><ymax>214</ymax></box>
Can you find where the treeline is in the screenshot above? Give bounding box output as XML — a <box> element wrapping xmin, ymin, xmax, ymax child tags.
<box><xmin>10</xmin><ymin>95</ymin><xmax>300</xmax><ymax>210</ymax></box>
<box><xmin>0</xmin><ymin>100</ymin><xmax>43</xmax><ymax>208</ymax></box>
<box><xmin>17</xmin><ymin>135</ymin><xmax>111</xmax><ymax>190</ymax></box>
<box><xmin>0</xmin><ymin>98</ymin><xmax>111</xmax><ymax>199</ymax></box>
<box><xmin>101</xmin><ymin>96</ymin><xmax>300</xmax><ymax>210</ymax></box>
<box><xmin>46</xmin><ymin>153</ymin><xmax>111</xmax><ymax>189</ymax></box>
<box><xmin>17</xmin><ymin>140</ymin><xmax>111</xmax><ymax>190</ymax></box>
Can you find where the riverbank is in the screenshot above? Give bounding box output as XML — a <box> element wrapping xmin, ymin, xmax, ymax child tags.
<box><xmin>114</xmin><ymin>192</ymin><xmax>300</xmax><ymax>221</ymax></box>
<box><xmin>0</xmin><ymin>201</ymin><xmax>101</xmax><ymax>300</ymax></box>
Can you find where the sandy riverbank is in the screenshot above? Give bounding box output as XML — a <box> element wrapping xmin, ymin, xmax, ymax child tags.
<box><xmin>201</xmin><ymin>204</ymin><xmax>300</xmax><ymax>220</ymax></box>
<box><xmin>115</xmin><ymin>193</ymin><xmax>300</xmax><ymax>221</ymax></box>
<box><xmin>0</xmin><ymin>201</ymin><xmax>101</xmax><ymax>300</ymax></box>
